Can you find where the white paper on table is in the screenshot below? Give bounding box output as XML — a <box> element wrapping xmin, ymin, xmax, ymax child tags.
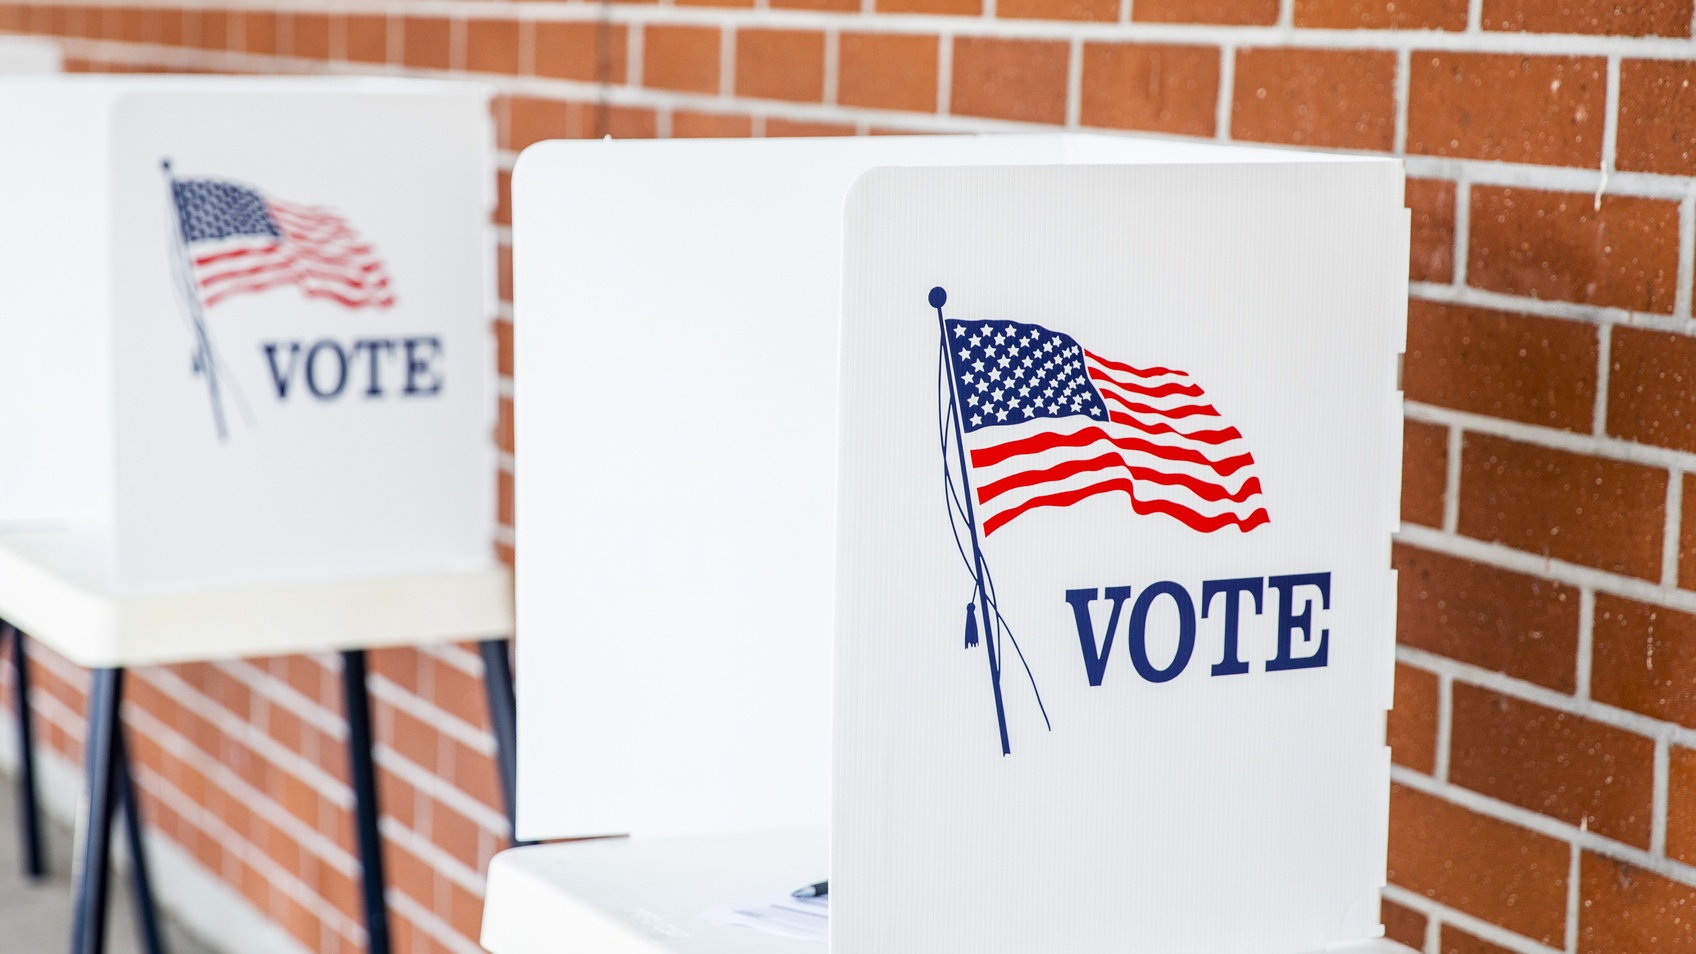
<box><xmin>700</xmin><ymin>894</ymin><xmax>828</xmax><ymax>942</ymax></box>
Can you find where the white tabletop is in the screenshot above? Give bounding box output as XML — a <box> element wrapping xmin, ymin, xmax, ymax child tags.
<box><xmin>0</xmin><ymin>528</ymin><xmax>511</xmax><ymax>667</ymax></box>
<box><xmin>479</xmin><ymin>830</ymin><xmax>1419</xmax><ymax>954</ymax></box>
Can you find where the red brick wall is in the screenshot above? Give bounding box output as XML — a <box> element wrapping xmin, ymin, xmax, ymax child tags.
<box><xmin>6</xmin><ymin>3</ymin><xmax>1696</xmax><ymax>954</ymax></box>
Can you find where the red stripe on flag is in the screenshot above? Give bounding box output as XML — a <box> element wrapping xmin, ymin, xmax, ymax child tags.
<box><xmin>981</xmin><ymin>478</ymin><xmax>1270</xmax><ymax>536</ymax></box>
<box><xmin>971</xmin><ymin>426</ymin><xmax>1255</xmax><ymax>477</ymax></box>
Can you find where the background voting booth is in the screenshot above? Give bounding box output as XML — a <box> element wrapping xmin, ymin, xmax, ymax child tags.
<box><xmin>0</xmin><ymin>77</ymin><xmax>511</xmax><ymax>954</ymax></box>
<box><xmin>482</xmin><ymin>135</ymin><xmax>1413</xmax><ymax>954</ymax></box>
<box><xmin>0</xmin><ymin>36</ymin><xmax>59</xmax><ymax>73</ymax></box>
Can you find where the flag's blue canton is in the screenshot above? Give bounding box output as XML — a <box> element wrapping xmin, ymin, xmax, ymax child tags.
<box><xmin>944</xmin><ymin>318</ymin><xmax>1107</xmax><ymax>433</ymax></box>
<box><xmin>172</xmin><ymin>180</ymin><xmax>282</xmax><ymax>245</ymax></box>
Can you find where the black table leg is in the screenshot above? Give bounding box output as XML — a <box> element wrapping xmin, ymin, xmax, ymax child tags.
<box><xmin>476</xmin><ymin>638</ymin><xmax>525</xmax><ymax>846</ymax></box>
<box><xmin>116</xmin><ymin>731</ymin><xmax>166</xmax><ymax>954</ymax></box>
<box><xmin>340</xmin><ymin>650</ymin><xmax>391</xmax><ymax>954</ymax></box>
<box><xmin>70</xmin><ymin>667</ymin><xmax>123</xmax><ymax>954</ymax></box>
<box><xmin>8</xmin><ymin>622</ymin><xmax>43</xmax><ymax>879</ymax></box>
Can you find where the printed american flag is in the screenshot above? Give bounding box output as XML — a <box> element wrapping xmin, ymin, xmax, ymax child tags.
<box><xmin>944</xmin><ymin>318</ymin><xmax>1270</xmax><ymax>536</ymax></box>
<box><xmin>171</xmin><ymin>179</ymin><xmax>395</xmax><ymax>310</ymax></box>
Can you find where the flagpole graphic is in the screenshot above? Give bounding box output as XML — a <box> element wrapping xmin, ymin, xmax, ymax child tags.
<box><xmin>162</xmin><ymin>158</ymin><xmax>228</xmax><ymax>441</ymax></box>
<box><xmin>933</xmin><ymin>286</ymin><xmax>1049</xmax><ymax>756</ymax></box>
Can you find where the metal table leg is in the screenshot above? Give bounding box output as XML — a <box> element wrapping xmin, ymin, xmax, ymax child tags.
<box><xmin>477</xmin><ymin>638</ymin><xmax>524</xmax><ymax>846</ymax></box>
<box><xmin>70</xmin><ymin>668</ymin><xmax>123</xmax><ymax>954</ymax></box>
<box><xmin>7</xmin><ymin>622</ymin><xmax>43</xmax><ymax>879</ymax></box>
<box><xmin>340</xmin><ymin>650</ymin><xmax>391</xmax><ymax>954</ymax></box>
<box><xmin>117</xmin><ymin>730</ymin><xmax>167</xmax><ymax>954</ymax></box>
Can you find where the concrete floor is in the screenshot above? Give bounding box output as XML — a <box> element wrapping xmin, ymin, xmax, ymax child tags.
<box><xmin>0</xmin><ymin>769</ymin><xmax>219</xmax><ymax>954</ymax></box>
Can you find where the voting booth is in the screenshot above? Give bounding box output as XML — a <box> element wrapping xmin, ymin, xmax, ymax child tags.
<box><xmin>0</xmin><ymin>76</ymin><xmax>509</xmax><ymax>954</ymax></box>
<box><xmin>0</xmin><ymin>36</ymin><xmax>60</xmax><ymax>73</ymax></box>
<box><xmin>482</xmin><ymin>134</ymin><xmax>1410</xmax><ymax>954</ymax></box>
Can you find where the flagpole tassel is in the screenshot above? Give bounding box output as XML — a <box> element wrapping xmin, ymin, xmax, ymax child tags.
<box><xmin>964</xmin><ymin>602</ymin><xmax>979</xmax><ymax>648</ymax></box>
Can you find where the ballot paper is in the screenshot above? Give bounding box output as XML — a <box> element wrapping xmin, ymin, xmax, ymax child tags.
<box><xmin>700</xmin><ymin>894</ymin><xmax>828</xmax><ymax>942</ymax></box>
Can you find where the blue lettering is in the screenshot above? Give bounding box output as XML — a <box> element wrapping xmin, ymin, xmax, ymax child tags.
<box><xmin>1064</xmin><ymin>586</ymin><xmax>1132</xmax><ymax>687</ymax></box>
<box><xmin>1202</xmin><ymin>577</ymin><xmax>1263</xmax><ymax>677</ymax></box>
<box><xmin>1126</xmin><ymin>581</ymin><xmax>1196</xmax><ymax>684</ymax></box>
<box><xmin>1266</xmin><ymin>573</ymin><xmax>1331</xmax><ymax>672</ymax></box>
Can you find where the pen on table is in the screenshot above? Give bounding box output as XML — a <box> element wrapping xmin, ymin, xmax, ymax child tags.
<box><xmin>792</xmin><ymin>881</ymin><xmax>828</xmax><ymax>899</ymax></box>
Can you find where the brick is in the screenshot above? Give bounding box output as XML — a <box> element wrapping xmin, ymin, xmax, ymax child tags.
<box><xmin>1387</xmin><ymin>784</ymin><xmax>1569</xmax><ymax>944</ymax></box>
<box><xmin>289</xmin><ymin>14</ymin><xmax>330</xmax><ymax>60</ymax></box>
<box><xmin>1618</xmin><ymin>61</ymin><xmax>1696</xmax><ymax>176</ymax></box>
<box><xmin>466</xmin><ymin>20</ymin><xmax>519</xmax><ymax>75</ymax></box>
<box><xmin>766</xmin><ymin>118</ymin><xmax>855</xmax><ymax>137</ymax></box>
<box><xmin>1608</xmin><ymin>327</ymin><xmax>1696</xmax><ymax>453</ymax></box>
<box><xmin>1393</xmin><ymin>543</ymin><xmax>1579</xmax><ymax>692</ymax></box>
<box><xmin>643</xmin><ymin>26</ymin><xmax>719</xmax><ymax>94</ymax></box>
<box><xmin>497</xmin><ymin>469</ymin><xmax>514</xmax><ymax>527</ymax></box>
<box><xmin>1468</xmin><ymin>187</ymin><xmax>1679</xmax><ymax>315</ymax></box>
<box><xmin>494</xmin><ymin>172</ymin><xmax>511</xmax><ymax>230</ymax></box>
<box><xmin>1593</xmin><ymin>595</ymin><xmax>1696</xmax><ymax>732</ymax></box>
<box><xmin>772</xmin><ymin>0</ymin><xmax>858</xmax><ymax>11</ymax></box>
<box><xmin>534</xmin><ymin>22</ymin><xmax>626</xmax><ymax>84</ymax></box>
<box><xmin>1402</xmin><ymin>419</ymin><xmax>1448</xmax><ymax>528</ymax></box>
<box><xmin>1669</xmin><ymin>748</ymin><xmax>1696</xmax><ymax>865</ymax></box>
<box><xmin>1388</xmin><ymin>663</ymin><xmax>1438</xmax><ymax>773</ymax></box>
<box><xmin>344</xmin><ymin>14</ymin><xmax>389</xmax><ymax>65</ymax></box>
<box><xmin>1382</xmin><ymin>897</ymin><xmax>1427</xmax><ymax>949</ymax></box>
<box><xmin>1483</xmin><ymin>0</ymin><xmax>1691</xmax><ymax>36</ymax></box>
<box><xmin>672</xmin><ymin>111</ymin><xmax>753</xmax><ymax>137</ymax></box>
<box><xmin>1407</xmin><ymin>53</ymin><xmax>1605</xmax><ymax>168</ymax></box>
<box><xmin>1403</xmin><ymin>301</ymin><xmax>1598</xmax><ymax>432</ymax></box>
<box><xmin>838</xmin><ymin>33</ymin><xmax>938</xmax><ymax>114</ymax></box>
<box><xmin>878</xmin><ymin>0</ymin><xmax>982</xmax><ymax>14</ymax></box>
<box><xmin>1134</xmin><ymin>0</ymin><xmax>1278</xmax><ymax>23</ymax></box>
<box><xmin>950</xmin><ymin>37</ymin><xmax>1069</xmax><ymax>125</ymax></box>
<box><xmin>1580</xmin><ymin>853</ymin><xmax>1696</xmax><ymax>952</ymax></box>
<box><xmin>1408</xmin><ymin>178</ymin><xmax>1456</xmax><ymax>283</ymax></box>
<box><xmin>497</xmin><ymin>397</ymin><xmax>514</xmax><ymax>454</ymax></box>
<box><xmin>1000</xmin><ymin>0</ymin><xmax>1117</xmax><ymax>21</ymax></box>
<box><xmin>244</xmin><ymin>12</ymin><xmax>277</xmax><ymax>55</ymax></box>
<box><xmin>1295</xmin><ymin>0</ymin><xmax>1467</xmax><ymax>27</ymax></box>
<box><xmin>1079</xmin><ymin>43</ymin><xmax>1219</xmax><ymax>138</ymax></box>
<box><xmin>1441</xmin><ymin>925</ymin><xmax>1516</xmax><ymax>954</ymax></box>
<box><xmin>494</xmin><ymin>319</ymin><xmax>513</xmax><ymax>381</ymax></box>
<box><xmin>602</xmin><ymin>105</ymin><xmax>658</xmax><ymax>140</ymax></box>
<box><xmin>403</xmin><ymin>17</ymin><xmax>451</xmax><ymax>71</ymax></box>
<box><xmin>1231</xmin><ymin>48</ymin><xmax>1397</xmax><ymax>151</ymax></box>
<box><xmin>735</xmin><ymin>30</ymin><xmax>825</xmax><ymax>103</ymax></box>
<box><xmin>197</xmin><ymin>9</ymin><xmax>227</xmax><ymax>50</ymax></box>
<box><xmin>1449</xmin><ymin>684</ymin><xmax>1654</xmax><ymax>847</ymax></box>
<box><xmin>498</xmin><ymin>243</ymin><xmax>512</xmax><ymax>302</ymax></box>
<box><xmin>503</xmin><ymin>97</ymin><xmax>571</xmax><ymax>151</ymax></box>
<box><xmin>1458</xmin><ymin>433</ymin><xmax>1666</xmax><ymax>581</ymax></box>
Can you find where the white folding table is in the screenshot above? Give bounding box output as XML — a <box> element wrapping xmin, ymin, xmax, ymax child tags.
<box><xmin>0</xmin><ymin>528</ymin><xmax>514</xmax><ymax>954</ymax></box>
<box><xmin>479</xmin><ymin>833</ymin><xmax>1420</xmax><ymax>954</ymax></box>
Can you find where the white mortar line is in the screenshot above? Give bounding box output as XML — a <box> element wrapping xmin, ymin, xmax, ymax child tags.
<box><xmin>1574</xmin><ymin>588</ymin><xmax>1594</xmax><ymax>700</ymax></box>
<box><xmin>1679</xmin><ymin>187</ymin><xmax>1696</xmax><ymax>321</ymax></box>
<box><xmin>1118</xmin><ymin>0</ymin><xmax>1130</xmax><ymax>24</ymax></box>
<box><xmin>1382</xmin><ymin>884</ymin><xmax>1563</xmax><ymax>954</ymax></box>
<box><xmin>36</xmin><ymin>0</ymin><xmax>1696</xmax><ymax>58</ymax></box>
<box><xmin>389</xmin><ymin>890</ymin><xmax>487</xmax><ymax>954</ymax></box>
<box><xmin>1564</xmin><ymin>840</ymin><xmax>1581</xmax><ymax>953</ymax></box>
<box><xmin>719</xmin><ymin>24</ymin><xmax>735</xmax><ymax>98</ymax></box>
<box><xmin>1434</xmin><ymin>671</ymin><xmax>1453</xmax><ymax>782</ymax></box>
<box><xmin>1592</xmin><ymin>320</ymin><xmax>1611</xmax><ymax>438</ymax></box>
<box><xmin>1398</xmin><ymin>644</ymin><xmax>1696</xmax><ymax>758</ymax></box>
<box><xmin>936</xmin><ymin>32</ymin><xmax>952</xmax><ymax>115</ymax></box>
<box><xmin>377</xmin><ymin>798</ymin><xmax>491</xmax><ymax>895</ymax></box>
<box><xmin>376</xmin><ymin>743</ymin><xmax>510</xmax><ymax>835</ymax></box>
<box><xmin>1393</xmin><ymin>46</ymin><xmax>1410</xmax><ymax>156</ymax></box>
<box><xmin>1065</xmin><ymin>36</ymin><xmax>1082</xmax><ymax>128</ymax></box>
<box><xmin>1664</xmin><ymin>470</ymin><xmax>1684</xmax><ymax>589</ymax></box>
<box><xmin>1442</xmin><ymin>423</ymin><xmax>1462</xmax><ymax>533</ymax></box>
<box><xmin>1399</xmin><ymin>521</ymin><xmax>1696</xmax><ymax>618</ymax></box>
<box><xmin>368</xmin><ymin>673</ymin><xmax>497</xmax><ymax>755</ymax></box>
<box><xmin>517</xmin><ymin>17</ymin><xmax>534</xmax><ymax>76</ymax></box>
<box><xmin>216</xmin><ymin>658</ymin><xmax>349</xmax><ymax>737</ymax></box>
<box><xmin>822</xmin><ymin>28</ymin><xmax>838</xmax><ymax>106</ymax></box>
<box><xmin>1413</xmin><ymin>281</ymin><xmax>1696</xmax><ymax>336</ymax></box>
<box><xmin>1596</xmin><ymin>55</ymin><xmax>1619</xmax><ymax>211</ymax></box>
<box><xmin>1397</xmin><ymin>764</ymin><xmax>1689</xmax><ymax>883</ymax></box>
<box><xmin>626</xmin><ymin>20</ymin><xmax>642</xmax><ymax>88</ymax></box>
<box><xmin>1450</xmin><ymin>178</ymin><xmax>1470</xmax><ymax>287</ymax></box>
<box><xmin>1421</xmin><ymin>913</ymin><xmax>1438</xmax><ymax>954</ymax></box>
<box><xmin>1405</xmin><ymin>400</ymin><xmax>1696</xmax><ymax>474</ymax></box>
<box><xmin>1653</xmin><ymin>734</ymin><xmax>1672</xmax><ymax>856</ymax></box>
<box><xmin>1214</xmin><ymin>42</ymin><xmax>1233</xmax><ymax>142</ymax></box>
<box><xmin>422</xmin><ymin>641</ymin><xmax>488</xmax><ymax>677</ymax></box>
<box><xmin>1466</xmin><ymin>0</ymin><xmax>1483</xmax><ymax>33</ymax></box>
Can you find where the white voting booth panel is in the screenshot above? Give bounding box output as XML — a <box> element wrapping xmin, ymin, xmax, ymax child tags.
<box><xmin>511</xmin><ymin>134</ymin><xmax>1383</xmax><ymax>843</ymax></box>
<box><xmin>835</xmin><ymin>164</ymin><xmax>1405</xmax><ymax>952</ymax></box>
<box><xmin>0</xmin><ymin>36</ymin><xmax>61</xmax><ymax>72</ymax></box>
<box><xmin>0</xmin><ymin>77</ymin><xmax>496</xmax><ymax>593</ymax></box>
